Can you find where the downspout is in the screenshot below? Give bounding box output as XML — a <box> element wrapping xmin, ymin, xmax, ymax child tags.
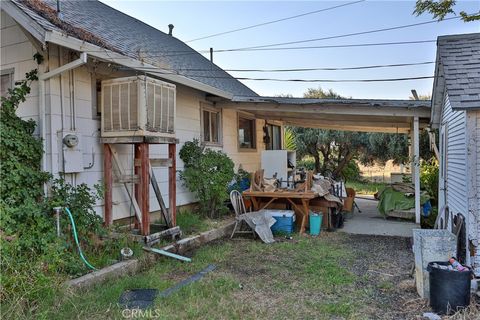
<box><xmin>39</xmin><ymin>52</ymin><xmax>88</xmax><ymax>194</ymax></box>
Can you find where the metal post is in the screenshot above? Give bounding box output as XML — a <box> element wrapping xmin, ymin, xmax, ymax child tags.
<box><xmin>53</xmin><ymin>206</ymin><xmax>62</xmax><ymax>236</ymax></box>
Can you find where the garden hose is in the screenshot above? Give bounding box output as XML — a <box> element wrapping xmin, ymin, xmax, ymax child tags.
<box><xmin>63</xmin><ymin>207</ymin><xmax>97</xmax><ymax>270</ymax></box>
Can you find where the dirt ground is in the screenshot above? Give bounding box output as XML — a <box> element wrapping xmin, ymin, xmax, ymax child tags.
<box><xmin>339</xmin><ymin>233</ymin><xmax>429</xmax><ymax>319</ymax></box>
<box><xmin>220</xmin><ymin>232</ymin><xmax>478</xmax><ymax>320</ymax></box>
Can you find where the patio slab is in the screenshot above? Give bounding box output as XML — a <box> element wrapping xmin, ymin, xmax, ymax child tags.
<box><xmin>339</xmin><ymin>196</ymin><xmax>418</xmax><ymax>238</ymax></box>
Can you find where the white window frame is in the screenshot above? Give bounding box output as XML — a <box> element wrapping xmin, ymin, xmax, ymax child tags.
<box><xmin>200</xmin><ymin>102</ymin><xmax>222</xmax><ymax>146</ymax></box>
<box><xmin>1</xmin><ymin>68</ymin><xmax>15</xmax><ymax>98</ymax></box>
<box><xmin>237</xmin><ymin>112</ymin><xmax>257</xmax><ymax>151</ymax></box>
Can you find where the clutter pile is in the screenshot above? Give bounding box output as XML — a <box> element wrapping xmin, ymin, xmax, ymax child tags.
<box><xmin>376</xmin><ymin>183</ymin><xmax>431</xmax><ymax>219</ymax></box>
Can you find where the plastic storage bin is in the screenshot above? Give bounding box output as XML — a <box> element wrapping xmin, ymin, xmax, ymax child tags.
<box><xmin>268</xmin><ymin>210</ymin><xmax>295</xmax><ymax>234</ymax></box>
<box><xmin>309</xmin><ymin>213</ymin><xmax>322</xmax><ymax>236</ymax></box>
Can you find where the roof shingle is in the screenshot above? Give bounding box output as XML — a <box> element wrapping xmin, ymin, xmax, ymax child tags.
<box><xmin>12</xmin><ymin>0</ymin><xmax>258</xmax><ymax>97</ymax></box>
<box><xmin>437</xmin><ymin>33</ymin><xmax>480</xmax><ymax>109</ymax></box>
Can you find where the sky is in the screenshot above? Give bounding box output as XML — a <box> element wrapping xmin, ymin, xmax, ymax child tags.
<box><xmin>101</xmin><ymin>0</ymin><xmax>479</xmax><ymax>99</ymax></box>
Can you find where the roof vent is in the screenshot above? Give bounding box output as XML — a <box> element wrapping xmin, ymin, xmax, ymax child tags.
<box><xmin>56</xmin><ymin>0</ymin><xmax>63</xmax><ymax>20</ymax></box>
<box><xmin>168</xmin><ymin>24</ymin><xmax>174</xmax><ymax>36</ymax></box>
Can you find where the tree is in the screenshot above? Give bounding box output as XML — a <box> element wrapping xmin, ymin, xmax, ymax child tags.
<box><xmin>413</xmin><ymin>0</ymin><xmax>479</xmax><ymax>22</ymax></box>
<box><xmin>286</xmin><ymin>87</ymin><xmax>432</xmax><ymax>179</ymax></box>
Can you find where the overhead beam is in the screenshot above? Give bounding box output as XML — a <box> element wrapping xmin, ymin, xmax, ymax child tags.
<box><xmin>284</xmin><ymin>121</ymin><xmax>412</xmax><ymax>133</ymax></box>
<box><xmin>218</xmin><ymin>102</ymin><xmax>431</xmax><ymax>118</ymax></box>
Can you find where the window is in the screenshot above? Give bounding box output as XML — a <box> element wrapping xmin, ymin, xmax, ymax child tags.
<box><xmin>265</xmin><ymin>124</ymin><xmax>282</xmax><ymax>150</ymax></box>
<box><xmin>238</xmin><ymin>115</ymin><xmax>256</xmax><ymax>149</ymax></box>
<box><xmin>201</xmin><ymin>106</ymin><xmax>221</xmax><ymax>144</ymax></box>
<box><xmin>1</xmin><ymin>69</ymin><xmax>14</xmax><ymax>98</ymax></box>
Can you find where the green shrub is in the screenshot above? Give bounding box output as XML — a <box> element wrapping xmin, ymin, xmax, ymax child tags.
<box><xmin>420</xmin><ymin>157</ymin><xmax>439</xmax><ymax>204</ymax></box>
<box><xmin>341</xmin><ymin>160</ymin><xmax>361</xmax><ymax>182</ymax></box>
<box><xmin>179</xmin><ymin>139</ymin><xmax>234</xmax><ymax>218</ymax></box>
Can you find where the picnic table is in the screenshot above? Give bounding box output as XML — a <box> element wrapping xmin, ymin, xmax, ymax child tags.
<box><xmin>242</xmin><ymin>190</ymin><xmax>340</xmax><ymax>234</ymax></box>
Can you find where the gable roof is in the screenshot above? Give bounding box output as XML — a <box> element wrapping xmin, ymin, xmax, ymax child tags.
<box><xmin>8</xmin><ymin>0</ymin><xmax>258</xmax><ymax>97</ymax></box>
<box><xmin>431</xmin><ymin>32</ymin><xmax>480</xmax><ymax>126</ymax></box>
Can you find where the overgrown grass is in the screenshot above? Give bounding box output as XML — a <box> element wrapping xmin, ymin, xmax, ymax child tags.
<box><xmin>9</xmin><ymin>235</ymin><xmax>366</xmax><ymax>320</ymax></box>
<box><xmin>346</xmin><ymin>180</ymin><xmax>387</xmax><ymax>195</ymax></box>
<box><xmin>175</xmin><ymin>209</ymin><xmax>210</xmax><ymax>235</ymax></box>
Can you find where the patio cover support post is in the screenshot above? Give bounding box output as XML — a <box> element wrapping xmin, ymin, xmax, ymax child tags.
<box><xmin>413</xmin><ymin>116</ymin><xmax>421</xmax><ymax>224</ymax></box>
<box><xmin>169</xmin><ymin>143</ymin><xmax>177</xmax><ymax>226</ymax></box>
<box><xmin>103</xmin><ymin>144</ymin><xmax>113</xmax><ymax>226</ymax></box>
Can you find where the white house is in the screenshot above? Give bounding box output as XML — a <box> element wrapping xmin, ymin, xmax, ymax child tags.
<box><xmin>0</xmin><ymin>0</ymin><xmax>283</xmax><ymax>225</ymax></box>
<box><xmin>430</xmin><ymin>33</ymin><xmax>480</xmax><ymax>276</ymax></box>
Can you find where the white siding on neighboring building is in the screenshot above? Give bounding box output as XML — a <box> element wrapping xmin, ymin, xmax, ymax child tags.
<box><xmin>1</xmin><ymin>10</ymin><xmax>39</xmax><ymax>124</ymax></box>
<box><xmin>475</xmin><ymin>110</ymin><xmax>480</xmax><ymax>274</ymax></box>
<box><xmin>441</xmin><ymin>94</ymin><xmax>468</xmax><ymax>216</ymax></box>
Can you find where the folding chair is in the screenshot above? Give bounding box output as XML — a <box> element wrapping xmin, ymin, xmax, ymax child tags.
<box><xmin>230</xmin><ymin>190</ymin><xmax>256</xmax><ymax>239</ymax></box>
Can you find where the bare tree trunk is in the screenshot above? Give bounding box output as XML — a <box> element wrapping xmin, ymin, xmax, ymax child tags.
<box><xmin>333</xmin><ymin>151</ymin><xmax>354</xmax><ymax>179</ymax></box>
<box><xmin>313</xmin><ymin>153</ymin><xmax>321</xmax><ymax>173</ymax></box>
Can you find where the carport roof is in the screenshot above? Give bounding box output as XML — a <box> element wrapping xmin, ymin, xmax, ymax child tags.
<box><xmin>216</xmin><ymin>96</ymin><xmax>431</xmax><ymax>133</ymax></box>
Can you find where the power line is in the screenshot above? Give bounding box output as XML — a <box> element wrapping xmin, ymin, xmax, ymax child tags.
<box><xmin>227</xmin><ymin>15</ymin><xmax>467</xmax><ymax>51</ymax></box>
<box><xmin>87</xmin><ymin>39</ymin><xmax>438</xmax><ymax>61</ymax></box>
<box><xmin>130</xmin><ymin>68</ymin><xmax>436</xmax><ymax>82</ymax></box>
<box><xmin>121</xmin><ymin>61</ymin><xmax>435</xmax><ymax>73</ymax></box>
<box><xmin>214</xmin><ymin>40</ymin><xmax>438</xmax><ymax>52</ymax></box>
<box><xmin>185</xmin><ymin>0</ymin><xmax>366</xmax><ymax>43</ymax></box>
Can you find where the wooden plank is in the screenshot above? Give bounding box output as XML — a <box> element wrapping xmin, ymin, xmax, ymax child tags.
<box><xmin>100</xmin><ymin>136</ymin><xmax>179</xmax><ymax>145</ymax></box>
<box><xmin>243</xmin><ymin>190</ymin><xmax>317</xmax><ymax>199</ymax></box>
<box><xmin>135</xmin><ymin>158</ymin><xmax>172</xmax><ymax>167</ymax></box>
<box><xmin>149</xmin><ymin>163</ymin><xmax>172</xmax><ymax>228</ymax></box>
<box><xmin>169</xmin><ymin>143</ymin><xmax>177</xmax><ymax>226</ymax></box>
<box><xmin>115</xmin><ymin>174</ymin><xmax>139</xmax><ymax>184</ymax></box>
<box><xmin>144</xmin><ymin>226</ymin><xmax>181</xmax><ymax>245</ymax></box>
<box><xmin>111</xmin><ymin>145</ymin><xmax>142</xmax><ymax>227</ymax></box>
<box><xmin>140</xmin><ymin>143</ymin><xmax>150</xmax><ymax>236</ymax></box>
<box><xmin>103</xmin><ymin>144</ymin><xmax>113</xmax><ymax>226</ymax></box>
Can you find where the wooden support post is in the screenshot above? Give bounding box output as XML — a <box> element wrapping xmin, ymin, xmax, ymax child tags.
<box><xmin>139</xmin><ymin>143</ymin><xmax>150</xmax><ymax>236</ymax></box>
<box><xmin>169</xmin><ymin>143</ymin><xmax>177</xmax><ymax>226</ymax></box>
<box><xmin>134</xmin><ymin>145</ymin><xmax>141</xmax><ymax>230</ymax></box>
<box><xmin>413</xmin><ymin>116</ymin><xmax>421</xmax><ymax>224</ymax></box>
<box><xmin>103</xmin><ymin>144</ymin><xmax>113</xmax><ymax>226</ymax></box>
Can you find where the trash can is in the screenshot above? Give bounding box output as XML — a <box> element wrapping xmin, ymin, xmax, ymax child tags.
<box><xmin>309</xmin><ymin>212</ymin><xmax>322</xmax><ymax>236</ymax></box>
<box><xmin>427</xmin><ymin>261</ymin><xmax>471</xmax><ymax>315</ymax></box>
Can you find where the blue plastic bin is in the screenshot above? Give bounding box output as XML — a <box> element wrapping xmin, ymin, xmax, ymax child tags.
<box><xmin>309</xmin><ymin>212</ymin><xmax>322</xmax><ymax>236</ymax></box>
<box><xmin>269</xmin><ymin>210</ymin><xmax>295</xmax><ymax>234</ymax></box>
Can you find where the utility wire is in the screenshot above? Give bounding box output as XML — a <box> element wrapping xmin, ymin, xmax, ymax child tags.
<box><xmin>185</xmin><ymin>0</ymin><xmax>366</xmax><ymax>43</ymax></box>
<box><xmin>121</xmin><ymin>61</ymin><xmax>435</xmax><ymax>73</ymax></box>
<box><xmin>90</xmin><ymin>39</ymin><xmax>438</xmax><ymax>61</ymax></box>
<box><xmin>227</xmin><ymin>15</ymin><xmax>468</xmax><ymax>51</ymax></box>
<box><xmin>130</xmin><ymin>67</ymin><xmax>436</xmax><ymax>82</ymax></box>
<box><xmin>214</xmin><ymin>40</ymin><xmax>438</xmax><ymax>52</ymax></box>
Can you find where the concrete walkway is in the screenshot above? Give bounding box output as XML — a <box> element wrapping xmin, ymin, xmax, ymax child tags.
<box><xmin>338</xmin><ymin>196</ymin><xmax>418</xmax><ymax>238</ymax></box>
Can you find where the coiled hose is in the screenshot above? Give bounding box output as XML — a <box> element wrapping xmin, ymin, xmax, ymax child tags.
<box><xmin>64</xmin><ymin>207</ymin><xmax>97</xmax><ymax>270</ymax></box>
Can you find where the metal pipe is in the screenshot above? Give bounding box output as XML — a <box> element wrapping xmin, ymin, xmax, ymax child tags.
<box><xmin>53</xmin><ymin>206</ymin><xmax>62</xmax><ymax>236</ymax></box>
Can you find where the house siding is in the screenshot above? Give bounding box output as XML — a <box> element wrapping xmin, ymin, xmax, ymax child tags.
<box><xmin>1</xmin><ymin>10</ymin><xmax>39</xmax><ymax>124</ymax></box>
<box><xmin>1</xmin><ymin>12</ymin><xmax>270</xmax><ymax>222</ymax></box>
<box><xmin>221</xmin><ymin>109</ymin><xmax>266</xmax><ymax>173</ymax></box>
<box><xmin>441</xmin><ymin>94</ymin><xmax>468</xmax><ymax>216</ymax></box>
<box><xmin>475</xmin><ymin>110</ymin><xmax>480</xmax><ymax>275</ymax></box>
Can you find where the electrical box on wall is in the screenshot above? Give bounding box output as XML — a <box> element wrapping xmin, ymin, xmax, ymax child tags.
<box><xmin>58</xmin><ymin>131</ymin><xmax>84</xmax><ymax>173</ymax></box>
